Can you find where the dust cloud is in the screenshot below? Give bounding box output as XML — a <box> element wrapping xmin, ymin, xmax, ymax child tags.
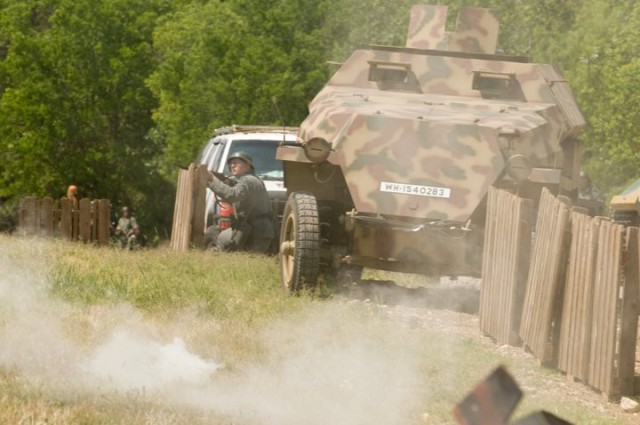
<box><xmin>0</xmin><ymin>240</ymin><xmax>430</xmax><ymax>424</ymax></box>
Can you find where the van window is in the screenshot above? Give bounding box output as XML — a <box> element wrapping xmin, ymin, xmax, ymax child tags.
<box><xmin>208</xmin><ymin>140</ymin><xmax>225</xmax><ymax>172</ymax></box>
<box><xmin>227</xmin><ymin>140</ymin><xmax>283</xmax><ymax>180</ymax></box>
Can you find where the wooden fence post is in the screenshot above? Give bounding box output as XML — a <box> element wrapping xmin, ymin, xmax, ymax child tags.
<box><xmin>19</xmin><ymin>197</ymin><xmax>38</xmax><ymax>234</ymax></box>
<box><xmin>60</xmin><ymin>198</ymin><xmax>73</xmax><ymax>240</ymax></box>
<box><xmin>618</xmin><ymin>226</ymin><xmax>639</xmax><ymax>396</ymax></box>
<box><xmin>190</xmin><ymin>165</ymin><xmax>208</xmax><ymax>249</ymax></box>
<box><xmin>519</xmin><ymin>188</ymin><xmax>571</xmax><ymax>366</ymax></box>
<box><xmin>588</xmin><ymin>219</ymin><xmax>624</xmax><ymax>398</ymax></box>
<box><xmin>18</xmin><ymin>196</ymin><xmax>112</xmax><ymax>245</ymax></box>
<box><xmin>171</xmin><ymin>164</ymin><xmax>195</xmax><ymax>251</ymax></box>
<box><xmin>78</xmin><ymin>198</ymin><xmax>92</xmax><ymax>243</ymax></box>
<box><xmin>90</xmin><ymin>200</ymin><xmax>98</xmax><ymax>243</ymax></box>
<box><xmin>96</xmin><ymin>199</ymin><xmax>111</xmax><ymax>246</ymax></box>
<box><xmin>558</xmin><ymin>211</ymin><xmax>599</xmax><ymax>383</ymax></box>
<box><xmin>39</xmin><ymin>197</ymin><xmax>55</xmax><ymax>236</ymax></box>
<box><xmin>480</xmin><ymin>188</ymin><xmax>533</xmax><ymax>346</ymax></box>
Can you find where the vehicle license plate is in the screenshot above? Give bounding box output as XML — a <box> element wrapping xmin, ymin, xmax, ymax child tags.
<box><xmin>379</xmin><ymin>181</ymin><xmax>451</xmax><ymax>198</ymax></box>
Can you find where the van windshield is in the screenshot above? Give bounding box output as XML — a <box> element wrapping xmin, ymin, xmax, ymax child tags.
<box><xmin>228</xmin><ymin>140</ymin><xmax>283</xmax><ymax>180</ymax></box>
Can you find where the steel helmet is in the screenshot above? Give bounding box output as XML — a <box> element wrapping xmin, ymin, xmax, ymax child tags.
<box><xmin>227</xmin><ymin>151</ymin><xmax>254</xmax><ymax>168</ymax></box>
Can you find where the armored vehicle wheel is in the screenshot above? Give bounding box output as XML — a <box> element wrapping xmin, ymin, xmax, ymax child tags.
<box><xmin>279</xmin><ymin>192</ymin><xmax>320</xmax><ymax>294</ymax></box>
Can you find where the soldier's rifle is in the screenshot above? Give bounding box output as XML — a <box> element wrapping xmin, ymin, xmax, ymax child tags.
<box><xmin>175</xmin><ymin>163</ymin><xmax>237</xmax><ymax>186</ymax></box>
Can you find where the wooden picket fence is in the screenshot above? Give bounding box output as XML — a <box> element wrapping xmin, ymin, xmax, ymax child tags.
<box><xmin>481</xmin><ymin>187</ymin><xmax>640</xmax><ymax>400</ymax></box>
<box><xmin>479</xmin><ymin>188</ymin><xmax>533</xmax><ymax>346</ymax></box>
<box><xmin>170</xmin><ymin>163</ymin><xmax>208</xmax><ymax>251</ymax></box>
<box><xmin>17</xmin><ymin>196</ymin><xmax>111</xmax><ymax>245</ymax></box>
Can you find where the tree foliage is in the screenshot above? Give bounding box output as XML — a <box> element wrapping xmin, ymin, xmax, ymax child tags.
<box><xmin>0</xmin><ymin>0</ymin><xmax>174</xmax><ymax>230</ymax></box>
<box><xmin>1</xmin><ymin>0</ymin><xmax>639</xmax><ymax>234</ymax></box>
<box><xmin>565</xmin><ymin>1</ymin><xmax>640</xmax><ymax>193</ymax></box>
<box><xmin>148</xmin><ymin>0</ymin><xmax>332</xmax><ymax>179</ymax></box>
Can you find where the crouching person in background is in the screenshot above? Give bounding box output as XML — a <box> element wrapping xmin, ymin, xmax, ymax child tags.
<box><xmin>127</xmin><ymin>224</ymin><xmax>147</xmax><ymax>250</ymax></box>
<box><xmin>114</xmin><ymin>206</ymin><xmax>138</xmax><ymax>249</ymax></box>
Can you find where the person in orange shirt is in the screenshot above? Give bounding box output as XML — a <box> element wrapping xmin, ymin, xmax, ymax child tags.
<box><xmin>66</xmin><ymin>185</ymin><xmax>79</xmax><ymax>210</ymax></box>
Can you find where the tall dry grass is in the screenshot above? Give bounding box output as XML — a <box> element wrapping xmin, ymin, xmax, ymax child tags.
<box><xmin>0</xmin><ymin>234</ymin><xmax>631</xmax><ymax>425</ymax></box>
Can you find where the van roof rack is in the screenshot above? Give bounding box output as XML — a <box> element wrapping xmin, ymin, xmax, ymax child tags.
<box><xmin>213</xmin><ymin>125</ymin><xmax>299</xmax><ymax>136</ymax></box>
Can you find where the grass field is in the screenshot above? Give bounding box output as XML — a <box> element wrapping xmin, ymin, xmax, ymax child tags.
<box><xmin>0</xmin><ymin>234</ymin><xmax>633</xmax><ymax>424</ymax></box>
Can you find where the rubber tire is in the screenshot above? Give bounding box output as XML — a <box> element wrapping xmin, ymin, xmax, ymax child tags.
<box><xmin>279</xmin><ymin>192</ymin><xmax>320</xmax><ymax>294</ymax></box>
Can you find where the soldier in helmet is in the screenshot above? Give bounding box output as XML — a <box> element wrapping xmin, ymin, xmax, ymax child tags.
<box><xmin>578</xmin><ymin>171</ymin><xmax>603</xmax><ymax>201</ymax></box>
<box><xmin>577</xmin><ymin>171</ymin><xmax>605</xmax><ymax>215</ymax></box>
<box><xmin>207</xmin><ymin>151</ymin><xmax>275</xmax><ymax>253</ymax></box>
<box><xmin>115</xmin><ymin>206</ymin><xmax>138</xmax><ymax>248</ymax></box>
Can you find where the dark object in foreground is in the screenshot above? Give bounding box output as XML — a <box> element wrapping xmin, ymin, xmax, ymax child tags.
<box><xmin>453</xmin><ymin>366</ymin><xmax>572</xmax><ymax>425</ymax></box>
<box><xmin>512</xmin><ymin>411</ymin><xmax>572</xmax><ymax>425</ymax></box>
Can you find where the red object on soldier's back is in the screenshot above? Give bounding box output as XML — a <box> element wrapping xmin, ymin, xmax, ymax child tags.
<box><xmin>217</xmin><ymin>201</ymin><xmax>233</xmax><ymax>230</ymax></box>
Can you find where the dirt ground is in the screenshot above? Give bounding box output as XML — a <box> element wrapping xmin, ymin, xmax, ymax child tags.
<box><xmin>335</xmin><ymin>278</ymin><xmax>640</xmax><ymax>425</ymax></box>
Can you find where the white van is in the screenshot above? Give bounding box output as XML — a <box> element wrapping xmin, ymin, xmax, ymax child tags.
<box><xmin>196</xmin><ymin>125</ymin><xmax>298</xmax><ymax>238</ymax></box>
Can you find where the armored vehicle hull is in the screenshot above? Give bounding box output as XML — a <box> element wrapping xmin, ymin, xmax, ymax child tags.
<box><xmin>277</xmin><ymin>5</ymin><xmax>585</xmax><ymax>292</ymax></box>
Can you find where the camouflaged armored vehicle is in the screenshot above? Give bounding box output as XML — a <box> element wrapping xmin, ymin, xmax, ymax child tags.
<box><xmin>276</xmin><ymin>5</ymin><xmax>585</xmax><ymax>292</ymax></box>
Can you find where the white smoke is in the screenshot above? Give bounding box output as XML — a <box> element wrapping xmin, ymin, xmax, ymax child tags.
<box><xmin>0</xmin><ymin>238</ymin><xmax>429</xmax><ymax>424</ymax></box>
<box><xmin>171</xmin><ymin>305</ymin><xmax>426</xmax><ymax>425</ymax></box>
<box><xmin>86</xmin><ymin>331</ymin><xmax>219</xmax><ymax>391</ymax></box>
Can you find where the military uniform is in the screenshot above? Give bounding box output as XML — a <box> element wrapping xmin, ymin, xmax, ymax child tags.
<box><xmin>578</xmin><ymin>186</ymin><xmax>604</xmax><ymax>202</ymax></box>
<box><xmin>115</xmin><ymin>207</ymin><xmax>138</xmax><ymax>248</ymax></box>
<box><xmin>577</xmin><ymin>172</ymin><xmax>605</xmax><ymax>216</ymax></box>
<box><xmin>116</xmin><ymin>215</ymin><xmax>138</xmax><ymax>235</ymax></box>
<box><xmin>127</xmin><ymin>225</ymin><xmax>147</xmax><ymax>250</ymax></box>
<box><xmin>208</xmin><ymin>156</ymin><xmax>275</xmax><ymax>253</ymax></box>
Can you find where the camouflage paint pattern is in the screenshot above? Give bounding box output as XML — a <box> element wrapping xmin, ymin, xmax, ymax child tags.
<box><xmin>346</xmin><ymin>212</ymin><xmax>484</xmax><ymax>276</ymax></box>
<box><xmin>406</xmin><ymin>5</ymin><xmax>499</xmax><ymax>54</ymax></box>
<box><xmin>277</xmin><ymin>5</ymin><xmax>586</xmax><ymax>275</ymax></box>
